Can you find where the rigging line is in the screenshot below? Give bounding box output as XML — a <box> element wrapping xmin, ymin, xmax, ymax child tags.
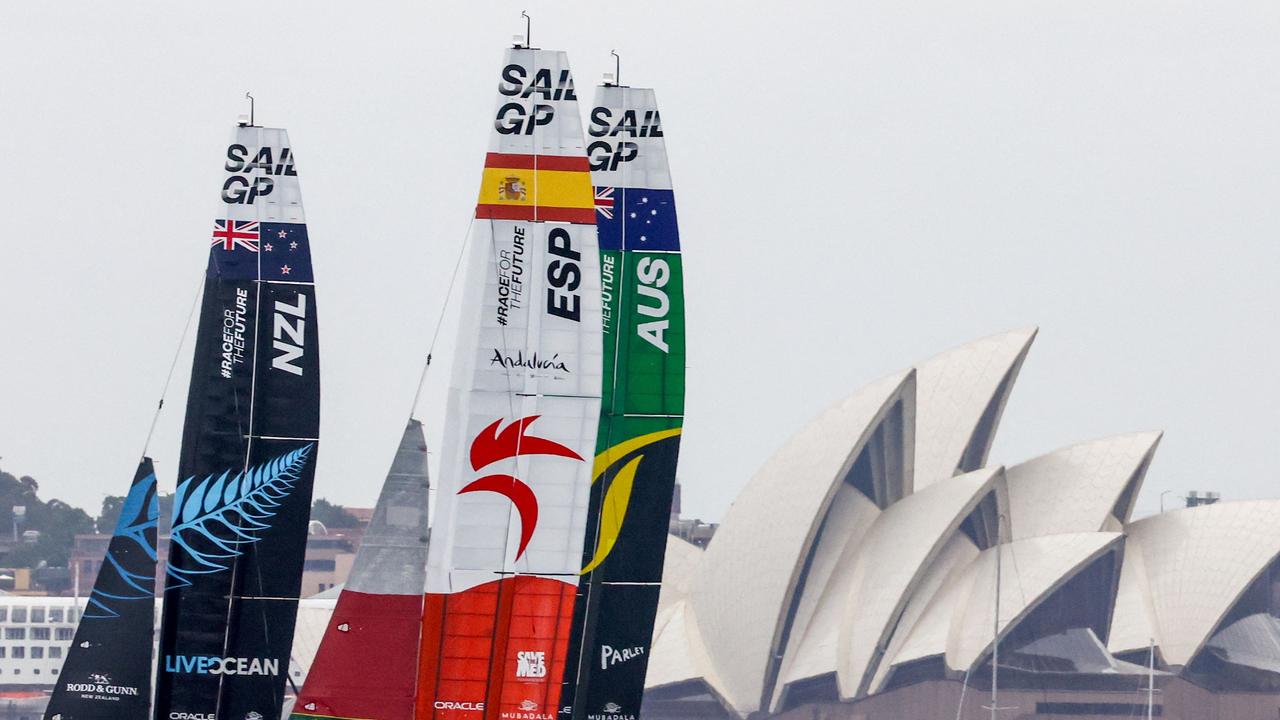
<box><xmin>409</xmin><ymin>215</ymin><xmax>476</xmax><ymax>417</ymax></box>
<box><xmin>954</xmin><ymin>664</ymin><xmax>971</xmax><ymax>720</ymax></box>
<box><xmin>141</xmin><ymin>272</ymin><xmax>204</xmax><ymax>458</ymax></box>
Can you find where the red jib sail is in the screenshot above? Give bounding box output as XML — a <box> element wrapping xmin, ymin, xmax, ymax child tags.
<box><xmin>415</xmin><ymin>46</ymin><xmax>603</xmax><ymax>720</ymax></box>
<box><xmin>291</xmin><ymin>419</ymin><xmax>431</xmax><ymax>720</ymax></box>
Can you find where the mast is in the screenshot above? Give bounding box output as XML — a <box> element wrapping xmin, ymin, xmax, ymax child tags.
<box><xmin>414</xmin><ymin>43</ymin><xmax>602</xmax><ymax>720</ymax></box>
<box><xmin>291</xmin><ymin>419</ymin><xmax>431</xmax><ymax>720</ymax></box>
<box><xmin>991</xmin><ymin>526</ymin><xmax>1000</xmax><ymax>720</ymax></box>
<box><xmin>559</xmin><ymin>78</ymin><xmax>686</xmax><ymax>720</ymax></box>
<box><xmin>1146</xmin><ymin>639</ymin><xmax>1155</xmax><ymax>720</ymax></box>
<box><xmin>984</xmin><ymin>516</ymin><xmax>1013</xmax><ymax>720</ymax></box>
<box><xmin>44</xmin><ymin>458</ymin><xmax>159</xmax><ymax>720</ymax></box>
<box><xmin>154</xmin><ymin>122</ymin><xmax>321</xmax><ymax>720</ymax></box>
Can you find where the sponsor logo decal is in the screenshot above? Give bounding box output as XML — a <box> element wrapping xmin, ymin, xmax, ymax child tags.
<box><xmin>586</xmin><ymin>702</ymin><xmax>637</xmax><ymax>720</ymax></box>
<box><xmin>62</xmin><ymin>671</ymin><xmax>142</xmax><ymax>702</ymax></box>
<box><xmin>489</xmin><ymin>349</ymin><xmax>569</xmax><ymax>374</ymax></box>
<box><xmin>600</xmin><ymin>643</ymin><xmax>645</xmax><ymax>670</ymax></box>
<box><xmin>495</xmin><ymin>226</ymin><xmax>527</xmax><ymax>325</ymax></box>
<box><xmin>220</xmin><ymin>288</ymin><xmax>250</xmax><ymax>379</ymax></box>
<box><xmin>435</xmin><ymin>700</ymin><xmax>486</xmax><ymax>711</ymax></box>
<box><xmin>222</xmin><ymin>144</ymin><xmax>295</xmax><ymax>204</ymax></box>
<box><xmin>162</xmin><ymin>654</ymin><xmax>280</xmax><ymax>676</ymax></box>
<box><xmin>460</xmin><ymin>417</ymin><xmax>583</xmax><ymax>559</ymax></box>
<box><xmin>169</xmin><ymin>713</ymin><xmax>216</xmax><ymax>720</ymax></box>
<box><xmin>516</xmin><ymin>650</ymin><xmax>547</xmax><ymax>678</ymax></box>
<box><xmin>167</xmin><ymin>445</ymin><xmax>312</xmax><ymax>583</ymax></box>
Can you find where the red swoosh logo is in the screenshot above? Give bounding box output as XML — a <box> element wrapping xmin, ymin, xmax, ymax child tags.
<box><xmin>458</xmin><ymin>475</ymin><xmax>539</xmax><ymax>560</ymax></box>
<box><xmin>470</xmin><ymin>416</ymin><xmax>582</xmax><ymax>471</ymax></box>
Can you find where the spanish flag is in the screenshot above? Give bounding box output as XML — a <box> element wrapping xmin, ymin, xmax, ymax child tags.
<box><xmin>476</xmin><ymin>153</ymin><xmax>595</xmax><ymax>224</ymax></box>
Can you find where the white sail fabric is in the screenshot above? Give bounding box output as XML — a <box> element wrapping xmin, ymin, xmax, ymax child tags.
<box><xmin>588</xmin><ymin>86</ymin><xmax>673</xmax><ymax>191</ymax></box>
<box><xmin>427</xmin><ymin>47</ymin><xmax>603</xmax><ymax>595</ymax></box>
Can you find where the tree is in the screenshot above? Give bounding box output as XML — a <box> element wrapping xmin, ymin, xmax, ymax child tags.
<box><xmin>311</xmin><ymin>498</ymin><xmax>359</xmax><ymax>528</ymax></box>
<box><xmin>97</xmin><ymin>495</ymin><xmax>125</xmax><ymax>534</ymax></box>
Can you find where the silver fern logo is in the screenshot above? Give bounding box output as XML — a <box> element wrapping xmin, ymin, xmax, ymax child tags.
<box><xmin>167</xmin><ymin>445</ymin><xmax>313</xmax><ymax>585</ymax></box>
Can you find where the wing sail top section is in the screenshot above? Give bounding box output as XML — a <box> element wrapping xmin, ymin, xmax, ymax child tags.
<box><xmin>418</xmin><ymin>47</ymin><xmax>603</xmax><ymax>720</ymax></box>
<box><xmin>155</xmin><ymin>126</ymin><xmax>321</xmax><ymax>720</ymax></box>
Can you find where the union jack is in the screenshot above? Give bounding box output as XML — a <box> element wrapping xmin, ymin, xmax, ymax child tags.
<box><xmin>211</xmin><ymin>219</ymin><xmax>260</xmax><ymax>252</ymax></box>
<box><xmin>594</xmin><ymin>187</ymin><xmax>615</xmax><ymax>220</ymax></box>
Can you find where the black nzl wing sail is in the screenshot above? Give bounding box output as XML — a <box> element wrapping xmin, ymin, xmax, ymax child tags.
<box><xmin>154</xmin><ymin>126</ymin><xmax>321</xmax><ymax>720</ymax></box>
<box><xmin>44</xmin><ymin>458</ymin><xmax>159</xmax><ymax>720</ymax></box>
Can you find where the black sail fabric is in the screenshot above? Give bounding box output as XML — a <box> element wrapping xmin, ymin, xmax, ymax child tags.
<box><xmin>44</xmin><ymin>458</ymin><xmax>159</xmax><ymax>720</ymax></box>
<box><xmin>154</xmin><ymin>126</ymin><xmax>321</xmax><ymax>720</ymax></box>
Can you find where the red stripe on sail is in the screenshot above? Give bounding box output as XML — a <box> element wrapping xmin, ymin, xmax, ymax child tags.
<box><xmin>475</xmin><ymin>204</ymin><xmax>596</xmax><ymax>224</ymax></box>
<box><xmin>292</xmin><ymin>591</ymin><xmax>423</xmax><ymax>720</ymax></box>
<box><xmin>484</xmin><ymin>153</ymin><xmax>590</xmax><ymax>172</ymax></box>
<box><xmin>416</xmin><ymin>577</ymin><xmax>577</xmax><ymax>720</ymax></box>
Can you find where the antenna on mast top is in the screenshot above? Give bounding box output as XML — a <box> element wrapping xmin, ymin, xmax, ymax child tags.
<box><xmin>239</xmin><ymin>92</ymin><xmax>256</xmax><ymax>127</ymax></box>
<box><xmin>603</xmin><ymin>49</ymin><xmax>621</xmax><ymax>87</ymax></box>
<box><xmin>514</xmin><ymin>11</ymin><xmax>531</xmax><ymax>48</ymax></box>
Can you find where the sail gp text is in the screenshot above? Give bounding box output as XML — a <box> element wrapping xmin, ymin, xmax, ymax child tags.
<box><xmin>220</xmin><ymin>288</ymin><xmax>249</xmax><ymax>378</ymax></box>
<box><xmin>494</xmin><ymin>63</ymin><xmax>576</xmax><ymax>135</ymax></box>
<box><xmin>163</xmin><ymin>654</ymin><xmax>279</xmax><ymax>677</ymax></box>
<box><xmin>222</xmin><ymin>144</ymin><xmax>296</xmax><ymax>205</ymax></box>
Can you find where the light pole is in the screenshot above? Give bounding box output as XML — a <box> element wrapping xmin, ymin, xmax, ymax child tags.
<box><xmin>1159</xmin><ymin>490</ymin><xmax>1181</xmax><ymax>513</ymax></box>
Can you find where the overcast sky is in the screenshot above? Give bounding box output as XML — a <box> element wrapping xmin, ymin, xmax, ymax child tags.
<box><xmin>1</xmin><ymin>2</ymin><xmax>1278</xmax><ymax>523</ymax></box>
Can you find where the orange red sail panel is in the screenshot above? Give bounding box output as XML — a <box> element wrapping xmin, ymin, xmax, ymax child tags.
<box><xmin>476</xmin><ymin>153</ymin><xmax>595</xmax><ymax>224</ymax></box>
<box><xmin>417</xmin><ymin>576</ymin><xmax>578</xmax><ymax>720</ymax></box>
<box><xmin>291</xmin><ymin>591</ymin><xmax>425</xmax><ymax>720</ymax></box>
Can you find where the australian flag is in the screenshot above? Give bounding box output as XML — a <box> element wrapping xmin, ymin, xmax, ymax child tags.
<box><xmin>595</xmin><ymin>187</ymin><xmax>680</xmax><ymax>253</ymax></box>
<box><xmin>207</xmin><ymin>220</ymin><xmax>313</xmax><ymax>282</ymax></box>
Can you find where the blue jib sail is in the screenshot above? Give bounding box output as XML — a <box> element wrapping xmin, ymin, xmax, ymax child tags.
<box><xmin>44</xmin><ymin>457</ymin><xmax>159</xmax><ymax>720</ymax></box>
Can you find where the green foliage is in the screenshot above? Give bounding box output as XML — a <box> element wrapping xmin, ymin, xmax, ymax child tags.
<box><xmin>0</xmin><ymin>471</ymin><xmax>94</xmax><ymax>568</ymax></box>
<box><xmin>311</xmin><ymin>498</ymin><xmax>359</xmax><ymax>528</ymax></box>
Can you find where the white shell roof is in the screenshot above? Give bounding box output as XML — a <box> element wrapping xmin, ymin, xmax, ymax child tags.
<box><xmin>1107</xmin><ymin>500</ymin><xmax>1280</xmax><ymax>666</ymax></box>
<box><xmin>833</xmin><ymin>467</ymin><xmax>1003</xmax><ymax>697</ymax></box>
<box><xmin>657</xmin><ymin>534</ymin><xmax>704</xmax><ymax>614</ymax></box>
<box><xmin>945</xmin><ymin>532</ymin><xmax>1123</xmax><ymax>672</ymax></box>
<box><xmin>913</xmin><ymin>328</ymin><xmax>1037</xmax><ymax>488</ymax></box>
<box><xmin>772</xmin><ymin>485</ymin><xmax>881</xmax><ymax>692</ymax></box>
<box><xmin>647</xmin><ymin>600</ymin><xmax>722</xmax><ymax>692</ymax></box>
<box><xmin>867</xmin><ymin>531</ymin><xmax>980</xmax><ymax>692</ymax></box>
<box><xmin>689</xmin><ymin>370</ymin><xmax>915</xmax><ymax>715</ymax></box>
<box><xmin>1006</xmin><ymin>431</ymin><xmax>1162</xmax><ymax>540</ymax></box>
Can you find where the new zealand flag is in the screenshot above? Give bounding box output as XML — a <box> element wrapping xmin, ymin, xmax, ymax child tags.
<box><xmin>207</xmin><ymin>220</ymin><xmax>314</xmax><ymax>282</ymax></box>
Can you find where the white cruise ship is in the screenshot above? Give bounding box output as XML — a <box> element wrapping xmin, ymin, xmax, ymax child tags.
<box><xmin>0</xmin><ymin>594</ymin><xmax>337</xmax><ymax>718</ymax></box>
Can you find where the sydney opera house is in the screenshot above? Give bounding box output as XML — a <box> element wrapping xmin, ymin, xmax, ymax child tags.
<box><xmin>636</xmin><ymin>328</ymin><xmax>1280</xmax><ymax>720</ymax></box>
